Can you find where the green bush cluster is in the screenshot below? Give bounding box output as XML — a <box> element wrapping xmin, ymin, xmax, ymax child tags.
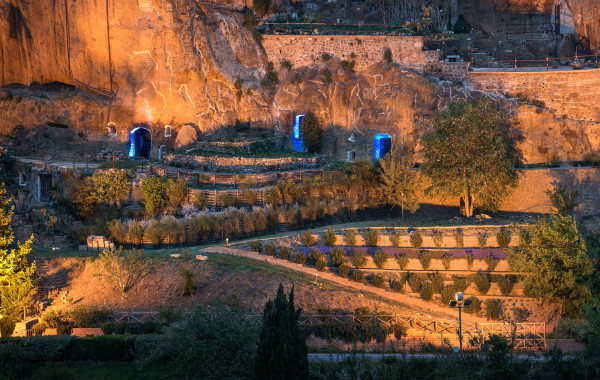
<box><xmin>372</xmin><ymin>275</ymin><xmax>385</xmax><ymax>288</ymax></box>
<box><xmin>364</xmin><ymin>229</ymin><xmax>379</xmax><ymax>247</ymax></box>
<box><xmin>338</xmin><ymin>263</ymin><xmax>350</xmax><ymax>278</ymax></box>
<box><xmin>396</xmin><ymin>253</ymin><xmax>409</xmax><ymax>270</ymax></box>
<box><xmin>250</xmin><ymin>241</ymin><xmax>262</xmax><ymax>252</ymax></box>
<box><xmin>349</xmin><ymin>249</ymin><xmax>367</xmax><ymax>268</ymax></box>
<box><xmin>278</xmin><ymin>246</ymin><xmax>292</xmax><ymax>260</ymax></box>
<box><xmin>374</xmin><ymin>249</ymin><xmax>389</xmax><ymax>269</ymax></box>
<box><xmin>324</xmin><ymin>227</ymin><xmax>337</xmax><ymax>246</ymax></box>
<box><xmin>441</xmin><ymin>253</ymin><xmax>453</xmax><ymax>271</ymax></box>
<box><xmin>329</xmin><ymin>247</ymin><xmax>348</xmax><ymax>266</ymax></box>
<box><xmin>263</xmin><ymin>244</ymin><xmax>277</xmax><ymax>256</ymax></box>
<box><xmin>410</xmin><ymin>230</ymin><xmax>423</xmax><ymax>248</ymax></box>
<box><xmin>418</xmin><ymin>250</ymin><xmax>431</xmax><ymax>270</ymax></box>
<box><xmin>300</xmin><ymin>229</ymin><xmax>317</xmax><ymax>246</ymax></box>
<box><xmin>344</xmin><ymin>229</ymin><xmax>358</xmax><ymax>246</ymax></box>
<box><xmin>352</xmin><ymin>269</ymin><xmax>365</xmax><ymax>283</ymax></box>
<box><xmin>484</xmin><ymin>299</ymin><xmax>503</xmax><ymax>320</ymax></box>
<box><xmin>473</xmin><ymin>272</ymin><xmax>491</xmax><ymax>295</ymax></box>
<box><xmin>419</xmin><ymin>282</ymin><xmax>434</xmax><ymax>301</ymax></box>
<box><xmin>496</xmin><ymin>229</ymin><xmax>511</xmax><ymax>248</ymax></box>
<box><xmin>484</xmin><ymin>253</ymin><xmax>499</xmax><ymax>272</ymax></box>
<box><xmin>390</xmin><ymin>231</ymin><xmax>402</xmax><ymax>248</ymax></box>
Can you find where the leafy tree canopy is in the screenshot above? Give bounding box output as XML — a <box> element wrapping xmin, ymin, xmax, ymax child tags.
<box><xmin>300</xmin><ymin>112</ymin><xmax>323</xmax><ymax>153</ymax></box>
<box><xmin>0</xmin><ymin>183</ymin><xmax>35</xmax><ymax>334</ymax></box>
<box><xmin>420</xmin><ymin>99</ymin><xmax>518</xmax><ymax>217</ymax></box>
<box><xmin>508</xmin><ymin>216</ymin><xmax>595</xmax><ymax>316</ymax></box>
<box><xmin>378</xmin><ymin>145</ymin><xmax>422</xmax><ymax>218</ymax></box>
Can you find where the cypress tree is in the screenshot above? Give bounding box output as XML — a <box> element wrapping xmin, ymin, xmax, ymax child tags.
<box><xmin>253</xmin><ymin>284</ymin><xmax>308</xmax><ymax>380</ymax></box>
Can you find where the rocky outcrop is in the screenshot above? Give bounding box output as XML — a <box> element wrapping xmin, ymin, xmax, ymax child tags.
<box><xmin>174</xmin><ymin>124</ymin><xmax>199</xmax><ymax>148</ymax></box>
<box><xmin>1</xmin><ymin>0</ymin><xmax>599</xmax><ymax>164</ymax></box>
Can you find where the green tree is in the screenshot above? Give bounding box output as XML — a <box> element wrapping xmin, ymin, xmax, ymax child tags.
<box><xmin>545</xmin><ymin>183</ymin><xmax>580</xmax><ymax>215</ymax></box>
<box><xmin>165</xmin><ymin>177</ymin><xmax>188</xmax><ymax>212</ymax></box>
<box><xmin>581</xmin><ymin>298</ymin><xmax>600</xmax><ymax>367</ymax></box>
<box><xmin>300</xmin><ymin>112</ymin><xmax>323</xmax><ymax>153</ymax></box>
<box><xmin>379</xmin><ymin>146</ymin><xmax>421</xmax><ymax>218</ymax></box>
<box><xmin>141</xmin><ymin>176</ymin><xmax>166</xmax><ymax>216</ymax></box>
<box><xmin>73</xmin><ymin>170</ymin><xmax>131</xmax><ymax>218</ymax></box>
<box><xmin>0</xmin><ymin>183</ymin><xmax>35</xmax><ymax>336</ymax></box>
<box><xmin>508</xmin><ymin>216</ymin><xmax>594</xmax><ymax>315</ymax></box>
<box><xmin>420</xmin><ymin>100</ymin><xmax>518</xmax><ymax>217</ymax></box>
<box><xmin>253</xmin><ymin>284</ymin><xmax>308</xmax><ymax>380</ymax></box>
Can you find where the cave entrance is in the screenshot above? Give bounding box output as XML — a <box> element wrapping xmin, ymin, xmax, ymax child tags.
<box><xmin>292</xmin><ymin>115</ymin><xmax>305</xmax><ymax>152</ymax></box>
<box><xmin>373</xmin><ymin>133</ymin><xmax>392</xmax><ymax>162</ymax></box>
<box><xmin>38</xmin><ymin>174</ymin><xmax>52</xmax><ymax>202</ymax></box>
<box><xmin>127</xmin><ymin>126</ymin><xmax>152</xmax><ymax>159</ymax></box>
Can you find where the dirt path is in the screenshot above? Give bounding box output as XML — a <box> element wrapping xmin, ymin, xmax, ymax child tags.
<box><xmin>199</xmin><ymin>246</ymin><xmax>489</xmax><ymax>323</ymax></box>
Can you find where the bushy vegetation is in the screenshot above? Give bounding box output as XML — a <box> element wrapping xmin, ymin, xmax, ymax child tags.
<box><xmin>473</xmin><ymin>271</ymin><xmax>491</xmax><ymax>295</ymax></box>
<box><xmin>418</xmin><ymin>250</ymin><xmax>431</xmax><ymax>270</ymax></box>
<box><xmin>344</xmin><ymin>229</ymin><xmax>358</xmax><ymax>246</ymax></box>
<box><xmin>410</xmin><ymin>230</ymin><xmax>423</xmax><ymax>248</ymax></box>
<box><xmin>364</xmin><ymin>229</ymin><xmax>379</xmax><ymax>247</ymax></box>
<box><xmin>484</xmin><ymin>299</ymin><xmax>503</xmax><ymax>320</ymax></box>
<box><xmin>421</xmin><ymin>99</ymin><xmax>518</xmax><ymax>217</ymax></box>
<box><xmin>496</xmin><ymin>229</ymin><xmax>511</xmax><ymax>248</ymax></box>
<box><xmin>324</xmin><ymin>227</ymin><xmax>337</xmax><ymax>246</ymax></box>
<box><xmin>396</xmin><ymin>253</ymin><xmax>409</xmax><ymax>270</ymax></box>
<box><xmin>373</xmin><ymin>249</ymin><xmax>389</xmax><ymax>269</ymax></box>
<box><xmin>329</xmin><ymin>247</ymin><xmax>347</xmax><ymax>266</ymax></box>
<box><xmin>350</xmin><ymin>249</ymin><xmax>368</xmax><ymax>269</ymax></box>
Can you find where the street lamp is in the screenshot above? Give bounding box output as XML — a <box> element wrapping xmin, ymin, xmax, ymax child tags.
<box><xmin>449</xmin><ymin>292</ymin><xmax>472</xmax><ymax>353</ymax></box>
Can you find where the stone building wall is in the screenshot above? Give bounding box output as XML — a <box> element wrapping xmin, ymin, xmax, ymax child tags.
<box><xmin>261</xmin><ymin>35</ymin><xmax>445</xmax><ymax>72</ymax></box>
<box><xmin>466</xmin><ymin>68</ymin><xmax>600</xmax><ymax>122</ymax></box>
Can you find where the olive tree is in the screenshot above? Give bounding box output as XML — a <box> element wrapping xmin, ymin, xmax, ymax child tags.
<box><xmin>420</xmin><ymin>100</ymin><xmax>518</xmax><ymax>217</ymax></box>
<box><xmin>378</xmin><ymin>146</ymin><xmax>422</xmax><ymax>218</ymax></box>
<box><xmin>508</xmin><ymin>216</ymin><xmax>595</xmax><ymax>316</ymax></box>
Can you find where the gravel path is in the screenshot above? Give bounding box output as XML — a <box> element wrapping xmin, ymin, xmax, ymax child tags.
<box><xmin>199</xmin><ymin>246</ymin><xmax>488</xmax><ymax>323</ymax></box>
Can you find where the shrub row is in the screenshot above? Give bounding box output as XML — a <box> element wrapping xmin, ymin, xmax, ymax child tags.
<box><xmin>300</xmin><ymin>228</ymin><xmax>513</xmax><ymax>249</ymax></box>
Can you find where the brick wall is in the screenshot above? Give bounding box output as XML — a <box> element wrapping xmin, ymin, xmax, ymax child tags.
<box><xmin>262</xmin><ymin>35</ymin><xmax>444</xmax><ymax>72</ymax></box>
<box><xmin>466</xmin><ymin>68</ymin><xmax>600</xmax><ymax>122</ymax></box>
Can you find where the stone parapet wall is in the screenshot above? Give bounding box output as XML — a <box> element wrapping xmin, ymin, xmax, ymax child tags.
<box><xmin>466</xmin><ymin>68</ymin><xmax>600</xmax><ymax>122</ymax></box>
<box><xmin>262</xmin><ymin>35</ymin><xmax>443</xmax><ymax>72</ymax></box>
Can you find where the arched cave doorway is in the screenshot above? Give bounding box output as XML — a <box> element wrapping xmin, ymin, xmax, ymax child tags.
<box><xmin>127</xmin><ymin>126</ymin><xmax>152</xmax><ymax>159</ymax></box>
<box><xmin>373</xmin><ymin>133</ymin><xmax>392</xmax><ymax>162</ymax></box>
<box><xmin>292</xmin><ymin>114</ymin><xmax>305</xmax><ymax>152</ymax></box>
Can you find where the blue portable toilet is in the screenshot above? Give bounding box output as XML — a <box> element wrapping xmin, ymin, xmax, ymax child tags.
<box><xmin>292</xmin><ymin>115</ymin><xmax>305</xmax><ymax>152</ymax></box>
<box><xmin>373</xmin><ymin>133</ymin><xmax>392</xmax><ymax>162</ymax></box>
<box><xmin>127</xmin><ymin>126</ymin><xmax>152</xmax><ymax>159</ymax></box>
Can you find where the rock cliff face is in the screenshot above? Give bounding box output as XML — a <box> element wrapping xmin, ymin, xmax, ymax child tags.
<box><xmin>0</xmin><ymin>0</ymin><xmax>599</xmax><ymax>163</ymax></box>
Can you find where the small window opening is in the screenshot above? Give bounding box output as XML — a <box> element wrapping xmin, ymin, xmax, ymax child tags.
<box><xmin>347</xmin><ymin>150</ymin><xmax>356</xmax><ymax>162</ymax></box>
<box><xmin>19</xmin><ymin>173</ymin><xmax>27</xmax><ymax>186</ymax></box>
<box><xmin>107</xmin><ymin>122</ymin><xmax>117</xmax><ymax>137</ymax></box>
<box><xmin>164</xmin><ymin>125</ymin><xmax>172</xmax><ymax>138</ymax></box>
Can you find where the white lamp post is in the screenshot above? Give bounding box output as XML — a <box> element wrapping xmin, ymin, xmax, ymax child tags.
<box><xmin>449</xmin><ymin>292</ymin><xmax>472</xmax><ymax>353</ymax></box>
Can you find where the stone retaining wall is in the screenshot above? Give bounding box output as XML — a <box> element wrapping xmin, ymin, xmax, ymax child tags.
<box><xmin>262</xmin><ymin>35</ymin><xmax>466</xmax><ymax>77</ymax></box>
<box><xmin>428</xmin><ymin>167</ymin><xmax>600</xmax><ymax>216</ymax></box>
<box><xmin>164</xmin><ymin>153</ymin><xmax>327</xmax><ymax>173</ymax></box>
<box><xmin>466</xmin><ymin>68</ymin><xmax>600</xmax><ymax>122</ymax></box>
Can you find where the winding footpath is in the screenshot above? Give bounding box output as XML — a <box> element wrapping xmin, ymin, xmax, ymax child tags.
<box><xmin>199</xmin><ymin>246</ymin><xmax>488</xmax><ymax>323</ymax></box>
